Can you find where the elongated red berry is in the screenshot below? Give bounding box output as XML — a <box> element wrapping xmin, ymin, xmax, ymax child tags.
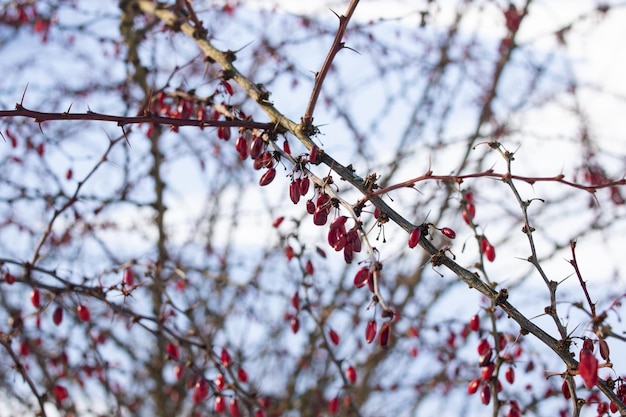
<box><xmin>221</xmin><ymin>347</ymin><xmax>232</xmax><ymax>367</ymax></box>
<box><xmin>354</xmin><ymin>267</ymin><xmax>369</xmax><ymax>288</ymax></box>
<box><xmin>124</xmin><ymin>268</ymin><xmax>134</xmax><ymax>286</ymax></box>
<box><xmin>282</xmin><ymin>139</ymin><xmax>291</xmax><ymax>154</ymax></box>
<box><xmin>468</xmin><ymin>378</ymin><xmax>481</xmax><ymax>394</ymax></box>
<box><xmin>290</xmin><ymin>317</ymin><xmax>300</xmax><ymax>333</ymax></box>
<box><xmin>298</xmin><ymin>177</ymin><xmax>310</xmax><ymax>196</ymax></box>
<box><xmin>330</xmin><ymin>216</ymin><xmax>347</xmax><ymax>230</ymax></box>
<box><xmin>365</xmin><ymin>320</ymin><xmax>377</xmax><ymax>344</ymax></box>
<box><xmin>235</xmin><ymin>136</ymin><xmax>248</xmax><ymax>160</ymax></box>
<box><xmin>250</xmin><ymin>136</ymin><xmax>264</xmax><ymax>159</ymax></box>
<box><xmin>259</xmin><ymin>168</ymin><xmax>276</xmax><ymax>186</ymax></box>
<box><xmin>229</xmin><ymin>398</ymin><xmax>241</xmax><ymax>417</ymax></box>
<box><xmin>214</xmin><ymin>395</ymin><xmax>226</xmax><ymax>412</ymax></box>
<box><xmin>309</xmin><ymin>145</ymin><xmax>320</xmax><ymax>164</ymax></box>
<box><xmin>237</xmin><ymin>368</ymin><xmax>248</xmax><ymax>383</ymax></box>
<box><xmin>481</xmin><ymin>384</ymin><xmax>491</xmax><ymax>404</ymax></box>
<box><xmin>599</xmin><ymin>338</ymin><xmax>610</xmax><ymax>360</ymax></box>
<box><xmin>77</xmin><ymin>305</ymin><xmax>90</xmax><ymax>322</ymax></box>
<box><xmin>469</xmin><ymin>314</ymin><xmax>480</xmax><ymax>332</ymax></box>
<box><xmin>30</xmin><ymin>289</ymin><xmax>41</xmax><ymax>308</ymax></box>
<box><xmin>329</xmin><ymin>329</ymin><xmax>340</xmax><ymax>345</ymax></box>
<box><xmin>166</xmin><ymin>343</ymin><xmax>179</xmax><ymax>360</ymax></box>
<box><xmin>289</xmin><ymin>181</ymin><xmax>301</xmax><ymax>204</ymax></box>
<box><xmin>193</xmin><ymin>378</ymin><xmax>209</xmax><ymax>404</ymax></box>
<box><xmin>579</xmin><ymin>340</ymin><xmax>598</xmax><ymax>388</ymax></box>
<box><xmin>379</xmin><ymin>322</ymin><xmax>391</xmax><ymax>347</ymax></box>
<box><xmin>291</xmin><ymin>291</ymin><xmax>300</xmax><ymax>309</ymax></box>
<box><xmin>408</xmin><ymin>228</ymin><xmax>421</xmax><ymax>248</ymax></box>
<box><xmin>440</xmin><ymin>227</ymin><xmax>456</xmax><ymax>239</ymax></box>
<box><xmin>485</xmin><ymin>243</ymin><xmax>496</xmax><ymax>262</ymax></box>
<box><xmin>215</xmin><ymin>373</ymin><xmax>225</xmax><ymax>390</ymax></box>
<box><xmin>346</xmin><ymin>366</ymin><xmax>357</xmax><ymax>384</ymax></box>
<box><xmin>52</xmin><ymin>306</ymin><xmax>63</xmax><ymax>325</ymax></box>
<box><xmin>221</xmin><ymin>80</ymin><xmax>234</xmax><ymax>95</ymax></box>
<box><xmin>561</xmin><ymin>380</ymin><xmax>571</xmax><ymax>399</ymax></box>
<box><xmin>328</xmin><ymin>396</ymin><xmax>339</xmax><ymax>414</ymax></box>
<box><xmin>54</xmin><ymin>385</ymin><xmax>68</xmax><ymax>401</ymax></box>
<box><xmin>505</xmin><ymin>366</ymin><xmax>515</xmax><ymax>384</ymax></box>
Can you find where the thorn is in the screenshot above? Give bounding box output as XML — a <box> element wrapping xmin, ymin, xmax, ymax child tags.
<box><xmin>20</xmin><ymin>83</ymin><xmax>29</xmax><ymax>106</ymax></box>
<box><xmin>121</xmin><ymin>126</ymin><xmax>131</xmax><ymax>147</ymax></box>
<box><xmin>329</xmin><ymin>8</ymin><xmax>341</xmax><ymax>19</ymax></box>
<box><xmin>65</xmin><ymin>103</ymin><xmax>73</xmax><ymax>114</ymax></box>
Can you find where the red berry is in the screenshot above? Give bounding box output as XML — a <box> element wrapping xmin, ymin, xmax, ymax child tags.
<box><xmin>255</xmin><ymin>410</ymin><xmax>267</xmax><ymax>417</ymax></box>
<box><xmin>217</xmin><ymin>126</ymin><xmax>231</xmax><ymax>141</ymax></box>
<box><xmin>408</xmin><ymin>228</ymin><xmax>421</xmax><ymax>248</ymax></box>
<box><xmin>52</xmin><ymin>306</ymin><xmax>63</xmax><ymax>326</ymax></box>
<box><xmin>346</xmin><ymin>366</ymin><xmax>357</xmax><ymax>384</ymax></box>
<box><xmin>561</xmin><ymin>380</ymin><xmax>571</xmax><ymax>399</ymax></box>
<box><xmin>298</xmin><ymin>177</ymin><xmax>310</xmax><ymax>196</ymax></box>
<box><xmin>173</xmin><ymin>364</ymin><xmax>184</xmax><ymax>380</ymax></box>
<box><xmin>166</xmin><ymin>343</ymin><xmax>179</xmax><ymax>360</ymax></box>
<box><xmin>290</xmin><ymin>317</ymin><xmax>300</xmax><ymax>333</ymax></box>
<box><xmin>221</xmin><ymin>80</ymin><xmax>234</xmax><ymax>95</ymax></box>
<box><xmin>599</xmin><ymin>338</ymin><xmax>610</xmax><ymax>360</ymax></box>
<box><xmin>77</xmin><ymin>305</ymin><xmax>90</xmax><ymax>322</ymax></box>
<box><xmin>305</xmin><ymin>260</ymin><xmax>314</xmax><ymax>275</ymax></box>
<box><xmin>477</xmin><ymin>338</ymin><xmax>491</xmax><ymax>356</ymax></box>
<box><xmin>469</xmin><ymin>314</ymin><xmax>480</xmax><ymax>332</ymax></box>
<box><xmin>328</xmin><ymin>396</ymin><xmax>339</xmax><ymax>414</ymax></box>
<box><xmin>329</xmin><ymin>329</ymin><xmax>340</xmax><ymax>345</ymax></box>
<box><xmin>3</xmin><ymin>271</ymin><xmax>16</xmax><ymax>285</ymax></box>
<box><xmin>290</xmin><ymin>291</ymin><xmax>300</xmax><ymax>309</ymax></box>
<box><xmin>282</xmin><ymin>139</ymin><xmax>291</xmax><ymax>154</ymax></box>
<box><xmin>480</xmin><ymin>384</ymin><xmax>491</xmax><ymax>405</ymax></box>
<box><xmin>215</xmin><ymin>373</ymin><xmax>225</xmax><ymax>390</ymax></box>
<box><xmin>365</xmin><ymin>320</ymin><xmax>377</xmax><ymax>344</ymax></box>
<box><xmin>309</xmin><ymin>145</ymin><xmax>320</xmax><ymax>164</ymax></box>
<box><xmin>215</xmin><ymin>396</ymin><xmax>226</xmax><ymax>412</ymax></box>
<box><xmin>481</xmin><ymin>363</ymin><xmax>495</xmax><ymax>380</ymax></box>
<box><xmin>30</xmin><ymin>289</ymin><xmax>41</xmax><ymax>308</ymax></box>
<box><xmin>354</xmin><ymin>267</ymin><xmax>369</xmax><ymax>288</ymax></box>
<box><xmin>289</xmin><ymin>181</ymin><xmax>301</xmax><ymax>204</ymax></box>
<box><xmin>54</xmin><ymin>385</ymin><xmax>68</xmax><ymax>401</ymax></box>
<box><xmin>235</xmin><ymin>136</ymin><xmax>248</xmax><ymax>160</ymax></box>
<box><xmin>440</xmin><ymin>227</ymin><xmax>456</xmax><ymax>239</ymax></box>
<box><xmin>306</xmin><ymin>200</ymin><xmax>315</xmax><ymax>214</ymax></box>
<box><xmin>285</xmin><ymin>246</ymin><xmax>295</xmax><ymax>261</ymax></box>
<box><xmin>124</xmin><ymin>268</ymin><xmax>134</xmax><ymax>286</ymax></box>
<box><xmin>250</xmin><ymin>136</ymin><xmax>264</xmax><ymax>159</ymax></box>
<box><xmin>193</xmin><ymin>379</ymin><xmax>209</xmax><ymax>404</ymax></box>
<box><xmin>505</xmin><ymin>366</ymin><xmax>515</xmax><ymax>384</ymax></box>
<box><xmin>379</xmin><ymin>322</ymin><xmax>391</xmax><ymax>347</ymax></box>
<box><xmin>221</xmin><ymin>348</ymin><xmax>232</xmax><ymax>367</ymax></box>
<box><xmin>237</xmin><ymin>368</ymin><xmax>248</xmax><ymax>383</ymax></box>
<box><xmin>272</xmin><ymin>216</ymin><xmax>284</xmax><ymax>228</ymax></box>
<box><xmin>259</xmin><ymin>168</ymin><xmax>276</xmax><ymax>186</ymax></box>
<box><xmin>229</xmin><ymin>398</ymin><xmax>241</xmax><ymax>417</ymax></box>
<box><xmin>579</xmin><ymin>342</ymin><xmax>598</xmax><ymax>388</ymax></box>
<box><xmin>467</xmin><ymin>378</ymin><xmax>481</xmax><ymax>394</ymax></box>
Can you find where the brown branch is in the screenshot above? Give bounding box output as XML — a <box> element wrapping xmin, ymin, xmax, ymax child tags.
<box><xmin>0</xmin><ymin>104</ymin><xmax>274</xmax><ymax>131</ymax></box>
<box><xmin>301</xmin><ymin>0</ymin><xmax>361</xmax><ymax>131</ymax></box>
<box><xmin>569</xmin><ymin>240</ymin><xmax>597</xmax><ymax>319</ymax></box>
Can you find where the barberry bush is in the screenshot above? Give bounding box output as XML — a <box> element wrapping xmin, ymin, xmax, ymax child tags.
<box><xmin>1</xmin><ymin>1</ymin><xmax>626</xmax><ymax>416</ymax></box>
